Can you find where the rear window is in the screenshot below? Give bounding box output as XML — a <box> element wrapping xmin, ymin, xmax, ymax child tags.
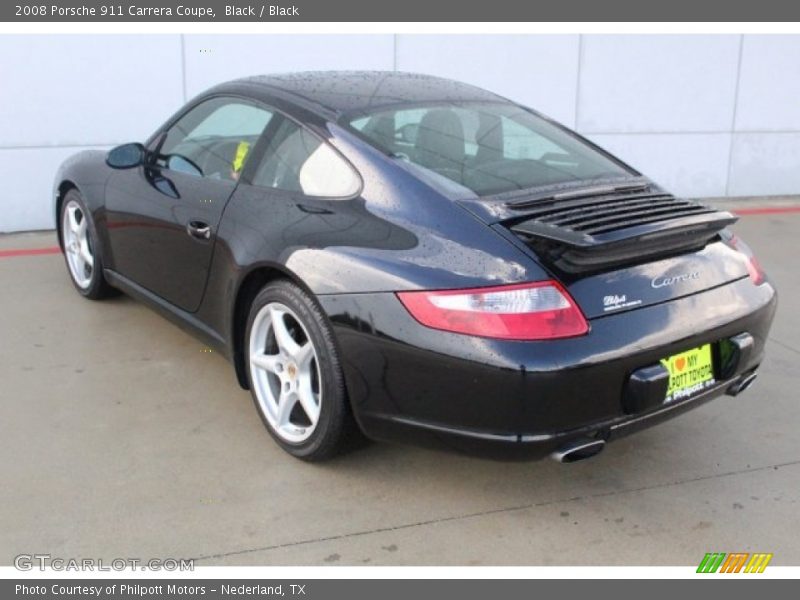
<box><xmin>347</xmin><ymin>102</ymin><xmax>632</xmax><ymax>197</ymax></box>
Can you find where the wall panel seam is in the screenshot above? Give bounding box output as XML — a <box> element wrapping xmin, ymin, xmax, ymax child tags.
<box><xmin>573</xmin><ymin>34</ymin><xmax>583</xmax><ymax>131</ymax></box>
<box><xmin>725</xmin><ymin>34</ymin><xmax>745</xmax><ymax>196</ymax></box>
<box><xmin>180</xmin><ymin>33</ymin><xmax>188</xmax><ymax>102</ymax></box>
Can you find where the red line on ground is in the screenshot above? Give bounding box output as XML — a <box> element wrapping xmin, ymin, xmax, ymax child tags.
<box><xmin>0</xmin><ymin>246</ymin><xmax>61</xmax><ymax>259</ymax></box>
<box><xmin>734</xmin><ymin>206</ymin><xmax>800</xmax><ymax>216</ymax></box>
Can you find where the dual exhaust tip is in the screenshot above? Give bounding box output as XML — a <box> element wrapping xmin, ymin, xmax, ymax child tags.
<box><xmin>551</xmin><ymin>438</ymin><xmax>606</xmax><ymax>463</ymax></box>
<box><xmin>727</xmin><ymin>371</ymin><xmax>758</xmax><ymax>396</ymax></box>
<box><xmin>552</xmin><ymin>371</ymin><xmax>759</xmax><ymax>463</ymax></box>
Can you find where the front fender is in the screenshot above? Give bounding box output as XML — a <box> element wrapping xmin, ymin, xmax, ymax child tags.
<box><xmin>52</xmin><ymin>150</ymin><xmax>111</xmax><ymax>245</ymax></box>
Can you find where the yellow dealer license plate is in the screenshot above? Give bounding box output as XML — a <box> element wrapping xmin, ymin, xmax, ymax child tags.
<box><xmin>660</xmin><ymin>344</ymin><xmax>715</xmax><ymax>403</ymax></box>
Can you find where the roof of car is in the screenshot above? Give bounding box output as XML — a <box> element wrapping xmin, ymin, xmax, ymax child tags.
<box><xmin>226</xmin><ymin>71</ymin><xmax>506</xmax><ymax>118</ymax></box>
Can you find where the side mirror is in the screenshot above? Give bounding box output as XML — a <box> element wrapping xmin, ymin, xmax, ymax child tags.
<box><xmin>107</xmin><ymin>143</ymin><xmax>146</xmax><ymax>169</ymax></box>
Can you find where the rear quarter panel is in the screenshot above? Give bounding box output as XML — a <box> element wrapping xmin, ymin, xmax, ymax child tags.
<box><xmin>198</xmin><ymin>125</ymin><xmax>552</xmax><ymax>347</ymax></box>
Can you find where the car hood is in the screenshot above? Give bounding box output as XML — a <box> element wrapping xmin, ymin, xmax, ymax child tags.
<box><xmin>563</xmin><ymin>241</ymin><xmax>751</xmax><ymax>319</ymax></box>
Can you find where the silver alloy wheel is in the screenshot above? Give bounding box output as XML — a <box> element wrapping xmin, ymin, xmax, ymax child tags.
<box><xmin>62</xmin><ymin>199</ymin><xmax>94</xmax><ymax>289</ymax></box>
<box><xmin>248</xmin><ymin>302</ymin><xmax>323</xmax><ymax>443</ymax></box>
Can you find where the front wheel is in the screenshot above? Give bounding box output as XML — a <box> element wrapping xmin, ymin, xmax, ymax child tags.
<box><xmin>245</xmin><ymin>281</ymin><xmax>358</xmax><ymax>461</ymax></box>
<box><xmin>59</xmin><ymin>190</ymin><xmax>116</xmax><ymax>299</ymax></box>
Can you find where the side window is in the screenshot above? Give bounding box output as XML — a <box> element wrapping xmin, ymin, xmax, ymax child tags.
<box><xmin>157</xmin><ymin>97</ymin><xmax>273</xmax><ymax>181</ymax></box>
<box><xmin>251</xmin><ymin>118</ymin><xmax>360</xmax><ymax>198</ymax></box>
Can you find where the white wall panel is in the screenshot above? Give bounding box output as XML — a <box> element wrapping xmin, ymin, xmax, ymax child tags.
<box><xmin>395</xmin><ymin>35</ymin><xmax>580</xmax><ymax>126</ymax></box>
<box><xmin>587</xmin><ymin>133</ymin><xmax>731</xmax><ymax>198</ymax></box>
<box><xmin>728</xmin><ymin>133</ymin><xmax>800</xmax><ymax>196</ymax></box>
<box><xmin>183</xmin><ymin>35</ymin><xmax>394</xmax><ymax>98</ymax></box>
<box><xmin>1</xmin><ymin>34</ymin><xmax>799</xmax><ymax>232</ymax></box>
<box><xmin>0</xmin><ymin>35</ymin><xmax>183</xmax><ymax>147</ymax></box>
<box><xmin>577</xmin><ymin>35</ymin><xmax>740</xmax><ymax>134</ymax></box>
<box><xmin>735</xmin><ymin>36</ymin><xmax>800</xmax><ymax>132</ymax></box>
<box><xmin>0</xmin><ymin>146</ymin><xmax>111</xmax><ymax>232</ymax></box>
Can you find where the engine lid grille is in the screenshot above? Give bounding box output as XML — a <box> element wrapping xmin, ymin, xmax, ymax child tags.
<box><xmin>504</xmin><ymin>185</ymin><xmax>737</xmax><ymax>273</ymax></box>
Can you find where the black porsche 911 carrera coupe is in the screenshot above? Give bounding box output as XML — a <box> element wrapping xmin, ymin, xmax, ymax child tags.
<box><xmin>54</xmin><ymin>71</ymin><xmax>776</xmax><ymax>462</ymax></box>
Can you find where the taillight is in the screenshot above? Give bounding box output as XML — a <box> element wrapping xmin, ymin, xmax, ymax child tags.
<box><xmin>396</xmin><ymin>281</ymin><xmax>589</xmax><ymax>340</ymax></box>
<box><xmin>728</xmin><ymin>234</ymin><xmax>766</xmax><ymax>285</ymax></box>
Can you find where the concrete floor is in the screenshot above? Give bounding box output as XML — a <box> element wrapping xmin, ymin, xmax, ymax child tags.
<box><xmin>1</xmin><ymin>208</ymin><xmax>799</xmax><ymax>566</ymax></box>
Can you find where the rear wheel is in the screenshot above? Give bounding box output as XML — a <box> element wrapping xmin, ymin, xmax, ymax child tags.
<box><xmin>245</xmin><ymin>280</ymin><xmax>357</xmax><ymax>461</ymax></box>
<box><xmin>59</xmin><ymin>190</ymin><xmax>116</xmax><ymax>299</ymax></box>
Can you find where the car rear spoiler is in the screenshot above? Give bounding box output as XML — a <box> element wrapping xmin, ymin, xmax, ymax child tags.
<box><xmin>503</xmin><ymin>187</ymin><xmax>738</xmax><ymax>273</ymax></box>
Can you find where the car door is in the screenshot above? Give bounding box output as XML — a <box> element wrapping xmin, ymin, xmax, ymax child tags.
<box><xmin>104</xmin><ymin>96</ymin><xmax>274</xmax><ymax>312</ymax></box>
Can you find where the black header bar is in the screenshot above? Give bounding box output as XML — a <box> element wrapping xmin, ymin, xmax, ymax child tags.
<box><xmin>4</xmin><ymin>0</ymin><xmax>800</xmax><ymax>22</ymax></box>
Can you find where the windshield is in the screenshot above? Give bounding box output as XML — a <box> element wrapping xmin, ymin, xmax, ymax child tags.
<box><xmin>346</xmin><ymin>102</ymin><xmax>634</xmax><ymax>197</ymax></box>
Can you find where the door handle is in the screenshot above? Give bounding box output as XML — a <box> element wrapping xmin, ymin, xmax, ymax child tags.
<box><xmin>186</xmin><ymin>220</ymin><xmax>211</xmax><ymax>240</ymax></box>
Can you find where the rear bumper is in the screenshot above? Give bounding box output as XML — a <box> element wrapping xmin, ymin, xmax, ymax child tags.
<box><xmin>318</xmin><ymin>277</ymin><xmax>777</xmax><ymax>460</ymax></box>
<box><xmin>356</xmin><ymin>373</ymin><xmax>756</xmax><ymax>460</ymax></box>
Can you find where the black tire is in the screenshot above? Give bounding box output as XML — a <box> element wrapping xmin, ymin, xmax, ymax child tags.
<box><xmin>244</xmin><ymin>280</ymin><xmax>359</xmax><ymax>461</ymax></box>
<box><xmin>59</xmin><ymin>189</ymin><xmax>117</xmax><ymax>300</ymax></box>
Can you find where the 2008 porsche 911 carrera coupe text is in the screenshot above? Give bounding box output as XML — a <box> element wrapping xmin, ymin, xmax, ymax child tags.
<box><xmin>53</xmin><ymin>72</ymin><xmax>777</xmax><ymax>462</ymax></box>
